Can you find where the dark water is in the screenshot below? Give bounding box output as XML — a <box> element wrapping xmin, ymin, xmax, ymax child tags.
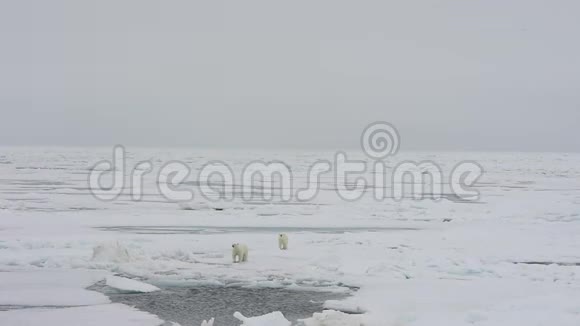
<box><xmin>515</xmin><ymin>261</ymin><xmax>580</xmax><ymax>266</ymax></box>
<box><xmin>0</xmin><ymin>305</ymin><xmax>79</xmax><ymax>311</ymax></box>
<box><xmin>105</xmin><ymin>286</ymin><xmax>348</xmax><ymax>326</ymax></box>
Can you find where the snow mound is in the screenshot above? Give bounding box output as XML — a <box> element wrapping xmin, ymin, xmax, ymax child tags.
<box><xmin>105</xmin><ymin>276</ymin><xmax>160</xmax><ymax>293</ymax></box>
<box><xmin>91</xmin><ymin>241</ymin><xmax>132</xmax><ymax>263</ymax></box>
<box><xmin>299</xmin><ymin>310</ymin><xmax>365</xmax><ymax>326</ymax></box>
<box><xmin>233</xmin><ymin>311</ymin><xmax>291</xmax><ymax>326</ymax></box>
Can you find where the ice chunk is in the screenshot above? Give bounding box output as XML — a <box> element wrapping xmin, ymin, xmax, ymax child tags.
<box><xmin>233</xmin><ymin>311</ymin><xmax>291</xmax><ymax>326</ymax></box>
<box><xmin>300</xmin><ymin>310</ymin><xmax>365</xmax><ymax>326</ymax></box>
<box><xmin>201</xmin><ymin>318</ymin><xmax>215</xmax><ymax>326</ymax></box>
<box><xmin>105</xmin><ymin>276</ymin><xmax>160</xmax><ymax>293</ymax></box>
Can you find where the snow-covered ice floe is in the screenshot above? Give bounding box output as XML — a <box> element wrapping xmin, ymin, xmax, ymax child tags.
<box><xmin>0</xmin><ymin>270</ymin><xmax>164</xmax><ymax>326</ymax></box>
<box><xmin>105</xmin><ymin>275</ymin><xmax>160</xmax><ymax>293</ymax></box>
<box><xmin>234</xmin><ymin>311</ymin><xmax>291</xmax><ymax>326</ymax></box>
<box><xmin>0</xmin><ymin>304</ymin><xmax>164</xmax><ymax>326</ymax></box>
<box><xmin>0</xmin><ymin>270</ymin><xmax>109</xmax><ymax>307</ymax></box>
<box><xmin>299</xmin><ymin>310</ymin><xmax>365</xmax><ymax>326</ymax></box>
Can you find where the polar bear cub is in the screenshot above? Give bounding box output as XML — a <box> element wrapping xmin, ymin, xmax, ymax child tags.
<box><xmin>232</xmin><ymin>243</ymin><xmax>248</xmax><ymax>263</ymax></box>
<box><xmin>278</xmin><ymin>234</ymin><xmax>289</xmax><ymax>250</ymax></box>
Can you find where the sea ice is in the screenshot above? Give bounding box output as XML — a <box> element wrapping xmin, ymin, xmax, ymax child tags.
<box><xmin>105</xmin><ymin>275</ymin><xmax>160</xmax><ymax>293</ymax></box>
<box><xmin>233</xmin><ymin>311</ymin><xmax>291</xmax><ymax>326</ymax></box>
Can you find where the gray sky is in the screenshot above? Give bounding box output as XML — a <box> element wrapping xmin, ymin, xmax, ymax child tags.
<box><xmin>1</xmin><ymin>1</ymin><xmax>579</xmax><ymax>151</ymax></box>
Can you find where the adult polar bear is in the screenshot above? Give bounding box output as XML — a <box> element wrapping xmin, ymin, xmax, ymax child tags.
<box><xmin>232</xmin><ymin>243</ymin><xmax>249</xmax><ymax>263</ymax></box>
<box><xmin>279</xmin><ymin>234</ymin><xmax>289</xmax><ymax>250</ymax></box>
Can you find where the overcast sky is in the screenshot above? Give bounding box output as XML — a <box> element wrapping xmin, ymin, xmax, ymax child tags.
<box><xmin>1</xmin><ymin>1</ymin><xmax>579</xmax><ymax>151</ymax></box>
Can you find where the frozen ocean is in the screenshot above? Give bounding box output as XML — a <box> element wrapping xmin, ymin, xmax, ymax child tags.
<box><xmin>1</xmin><ymin>147</ymin><xmax>580</xmax><ymax>325</ymax></box>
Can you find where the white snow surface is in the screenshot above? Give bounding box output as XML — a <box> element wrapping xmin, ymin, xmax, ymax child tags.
<box><xmin>1</xmin><ymin>148</ymin><xmax>580</xmax><ymax>325</ymax></box>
